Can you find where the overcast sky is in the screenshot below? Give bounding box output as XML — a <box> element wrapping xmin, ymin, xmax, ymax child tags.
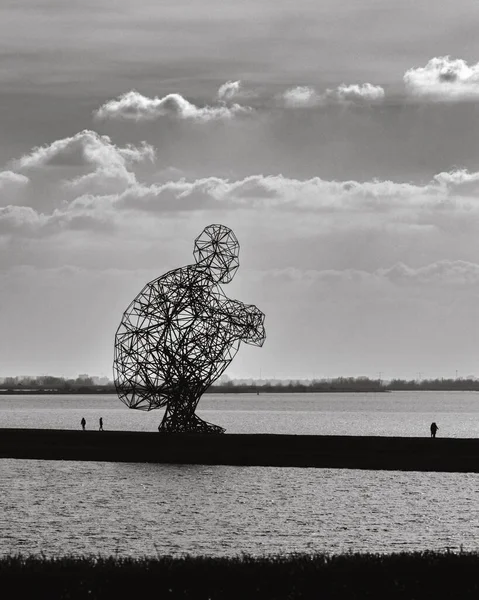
<box><xmin>1</xmin><ymin>0</ymin><xmax>479</xmax><ymax>380</ymax></box>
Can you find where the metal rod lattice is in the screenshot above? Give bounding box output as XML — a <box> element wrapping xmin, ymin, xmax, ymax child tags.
<box><xmin>113</xmin><ymin>224</ymin><xmax>266</xmax><ymax>433</ymax></box>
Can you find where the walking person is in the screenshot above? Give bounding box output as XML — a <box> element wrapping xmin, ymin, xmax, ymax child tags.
<box><xmin>81</xmin><ymin>417</ymin><xmax>86</xmax><ymax>431</ymax></box>
<box><xmin>430</xmin><ymin>422</ymin><xmax>438</xmax><ymax>438</ymax></box>
<box><xmin>99</xmin><ymin>417</ymin><xmax>104</xmax><ymax>431</ymax></box>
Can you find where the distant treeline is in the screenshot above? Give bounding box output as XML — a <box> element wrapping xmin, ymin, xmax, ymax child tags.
<box><xmin>210</xmin><ymin>376</ymin><xmax>479</xmax><ymax>393</ymax></box>
<box><xmin>2</xmin><ymin>375</ymin><xmax>479</xmax><ymax>394</ymax></box>
<box><xmin>386</xmin><ymin>378</ymin><xmax>479</xmax><ymax>391</ymax></box>
<box><xmin>210</xmin><ymin>377</ymin><xmax>385</xmax><ymax>393</ymax></box>
<box><xmin>0</xmin><ymin>375</ymin><xmax>115</xmax><ymax>394</ymax></box>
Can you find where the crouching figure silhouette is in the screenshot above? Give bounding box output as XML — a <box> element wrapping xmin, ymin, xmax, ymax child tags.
<box><xmin>113</xmin><ymin>224</ymin><xmax>266</xmax><ymax>433</ymax></box>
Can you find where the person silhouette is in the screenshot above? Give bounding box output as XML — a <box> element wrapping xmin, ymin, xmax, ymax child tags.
<box><xmin>114</xmin><ymin>224</ymin><xmax>266</xmax><ymax>434</ymax></box>
<box><xmin>99</xmin><ymin>417</ymin><xmax>103</xmax><ymax>431</ymax></box>
<box><xmin>81</xmin><ymin>417</ymin><xmax>86</xmax><ymax>431</ymax></box>
<box><xmin>430</xmin><ymin>422</ymin><xmax>438</xmax><ymax>438</ymax></box>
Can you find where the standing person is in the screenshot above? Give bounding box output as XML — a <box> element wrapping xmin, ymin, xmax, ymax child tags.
<box><xmin>99</xmin><ymin>417</ymin><xmax>103</xmax><ymax>431</ymax></box>
<box><xmin>81</xmin><ymin>417</ymin><xmax>86</xmax><ymax>431</ymax></box>
<box><xmin>430</xmin><ymin>422</ymin><xmax>438</xmax><ymax>438</ymax></box>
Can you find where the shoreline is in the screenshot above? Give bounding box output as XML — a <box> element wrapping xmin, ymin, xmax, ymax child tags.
<box><xmin>0</xmin><ymin>389</ymin><xmax>389</xmax><ymax>395</ymax></box>
<box><xmin>0</xmin><ymin>429</ymin><xmax>478</xmax><ymax>472</ymax></box>
<box><xmin>3</xmin><ymin>387</ymin><xmax>479</xmax><ymax>394</ymax></box>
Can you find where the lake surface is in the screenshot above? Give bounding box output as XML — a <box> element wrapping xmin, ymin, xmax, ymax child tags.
<box><xmin>1</xmin><ymin>390</ymin><xmax>479</xmax><ymax>437</ymax></box>
<box><xmin>0</xmin><ymin>392</ymin><xmax>478</xmax><ymax>557</ymax></box>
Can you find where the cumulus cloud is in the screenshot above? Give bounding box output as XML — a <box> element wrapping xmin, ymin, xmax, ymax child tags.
<box><xmin>433</xmin><ymin>169</ymin><xmax>479</xmax><ymax>192</ymax></box>
<box><xmin>16</xmin><ymin>130</ymin><xmax>154</xmax><ymax>170</ymax></box>
<box><xmin>404</xmin><ymin>56</ymin><xmax>479</xmax><ymax>100</ymax></box>
<box><xmin>95</xmin><ymin>90</ymin><xmax>250</xmax><ymax>122</ymax></box>
<box><xmin>330</xmin><ymin>83</ymin><xmax>385</xmax><ymax>103</ymax></box>
<box><xmin>0</xmin><ymin>171</ymin><xmax>29</xmax><ymax>189</ymax></box>
<box><xmin>217</xmin><ymin>80</ymin><xmax>241</xmax><ymax>101</ymax></box>
<box><xmin>282</xmin><ymin>83</ymin><xmax>385</xmax><ymax>107</ymax></box>
<box><xmin>282</xmin><ymin>86</ymin><xmax>319</xmax><ymax>108</ymax></box>
<box><xmin>15</xmin><ymin>130</ymin><xmax>154</xmax><ymax>193</ymax></box>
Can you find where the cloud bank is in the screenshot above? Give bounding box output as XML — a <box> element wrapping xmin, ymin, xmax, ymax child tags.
<box><xmin>263</xmin><ymin>259</ymin><xmax>479</xmax><ymax>288</ymax></box>
<box><xmin>4</xmin><ymin>131</ymin><xmax>479</xmax><ymax>242</ymax></box>
<box><xmin>100</xmin><ymin>171</ymin><xmax>470</xmax><ymax>217</ymax></box>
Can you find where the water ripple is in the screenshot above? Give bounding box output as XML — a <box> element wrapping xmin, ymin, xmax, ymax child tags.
<box><xmin>0</xmin><ymin>459</ymin><xmax>478</xmax><ymax>557</ymax></box>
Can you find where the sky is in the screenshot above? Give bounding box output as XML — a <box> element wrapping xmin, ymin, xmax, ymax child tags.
<box><xmin>1</xmin><ymin>0</ymin><xmax>479</xmax><ymax>380</ymax></box>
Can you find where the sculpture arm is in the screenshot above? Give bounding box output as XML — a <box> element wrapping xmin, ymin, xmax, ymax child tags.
<box><xmin>214</xmin><ymin>294</ymin><xmax>266</xmax><ymax>347</ymax></box>
<box><xmin>241</xmin><ymin>303</ymin><xmax>266</xmax><ymax>347</ymax></box>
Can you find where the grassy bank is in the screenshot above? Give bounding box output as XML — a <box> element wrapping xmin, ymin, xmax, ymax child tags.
<box><xmin>0</xmin><ymin>552</ymin><xmax>478</xmax><ymax>599</ymax></box>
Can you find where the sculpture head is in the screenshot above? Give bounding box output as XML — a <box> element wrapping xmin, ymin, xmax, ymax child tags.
<box><xmin>193</xmin><ymin>224</ymin><xmax>239</xmax><ymax>283</ymax></box>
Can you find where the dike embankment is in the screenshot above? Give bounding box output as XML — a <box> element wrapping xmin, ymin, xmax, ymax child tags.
<box><xmin>0</xmin><ymin>429</ymin><xmax>478</xmax><ymax>472</ymax></box>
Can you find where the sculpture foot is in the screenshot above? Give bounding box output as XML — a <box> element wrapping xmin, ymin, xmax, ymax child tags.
<box><xmin>158</xmin><ymin>414</ymin><xmax>225</xmax><ymax>434</ymax></box>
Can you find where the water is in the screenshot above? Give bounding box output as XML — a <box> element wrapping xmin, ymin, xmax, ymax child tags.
<box><xmin>1</xmin><ymin>390</ymin><xmax>479</xmax><ymax>437</ymax></box>
<box><xmin>0</xmin><ymin>392</ymin><xmax>478</xmax><ymax>557</ymax></box>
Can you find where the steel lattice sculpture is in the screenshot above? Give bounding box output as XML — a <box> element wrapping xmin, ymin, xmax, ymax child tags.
<box><xmin>113</xmin><ymin>224</ymin><xmax>266</xmax><ymax>433</ymax></box>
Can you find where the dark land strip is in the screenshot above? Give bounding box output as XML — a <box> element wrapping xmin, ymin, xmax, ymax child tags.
<box><xmin>0</xmin><ymin>429</ymin><xmax>478</xmax><ymax>472</ymax></box>
<box><xmin>1</xmin><ymin>553</ymin><xmax>479</xmax><ymax>599</ymax></box>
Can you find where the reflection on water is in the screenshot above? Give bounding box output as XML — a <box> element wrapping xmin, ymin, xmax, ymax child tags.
<box><xmin>1</xmin><ymin>459</ymin><xmax>478</xmax><ymax>558</ymax></box>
